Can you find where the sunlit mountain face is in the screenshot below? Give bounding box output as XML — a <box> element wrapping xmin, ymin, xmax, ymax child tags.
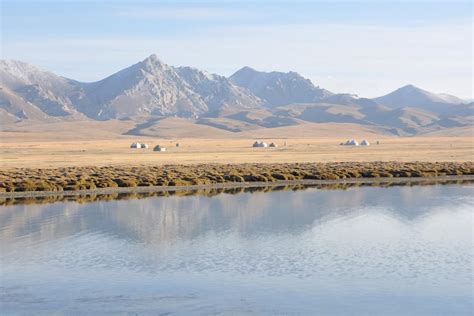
<box><xmin>1</xmin><ymin>56</ymin><xmax>472</xmax><ymax>135</ymax></box>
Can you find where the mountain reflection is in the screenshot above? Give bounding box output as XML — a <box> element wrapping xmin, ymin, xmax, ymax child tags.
<box><xmin>0</xmin><ymin>181</ymin><xmax>472</xmax><ymax>250</ymax></box>
<box><xmin>1</xmin><ymin>179</ymin><xmax>471</xmax><ymax>207</ymax></box>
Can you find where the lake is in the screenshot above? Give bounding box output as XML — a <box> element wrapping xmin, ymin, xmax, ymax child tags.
<box><xmin>1</xmin><ymin>182</ymin><xmax>473</xmax><ymax>315</ymax></box>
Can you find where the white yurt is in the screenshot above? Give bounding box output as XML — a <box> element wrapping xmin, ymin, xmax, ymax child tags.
<box><xmin>259</xmin><ymin>141</ymin><xmax>268</xmax><ymax>148</ymax></box>
<box><xmin>153</xmin><ymin>145</ymin><xmax>166</xmax><ymax>152</ymax></box>
<box><xmin>360</xmin><ymin>139</ymin><xmax>370</xmax><ymax>146</ymax></box>
<box><xmin>351</xmin><ymin>140</ymin><xmax>359</xmax><ymax>146</ymax></box>
<box><xmin>130</xmin><ymin>142</ymin><xmax>141</xmax><ymax>148</ymax></box>
<box><xmin>345</xmin><ymin>139</ymin><xmax>359</xmax><ymax>146</ymax></box>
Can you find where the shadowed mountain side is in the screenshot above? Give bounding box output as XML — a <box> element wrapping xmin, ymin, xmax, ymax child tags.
<box><xmin>238</xmin><ymin>122</ymin><xmax>386</xmax><ymax>138</ymax></box>
<box><xmin>275</xmin><ymin>103</ymin><xmax>366</xmax><ymax>124</ymax></box>
<box><xmin>0</xmin><ymin>86</ymin><xmax>57</xmax><ymax>123</ymax></box>
<box><xmin>374</xmin><ymin>84</ymin><xmax>471</xmax><ymax>114</ymax></box>
<box><xmin>419</xmin><ymin>126</ymin><xmax>474</xmax><ymax>137</ymax></box>
<box><xmin>124</xmin><ymin>117</ymin><xmax>235</xmax><ymax>138</ymax></box>
<box><xmin>321</xmin><ymin>93</ymin><xmax>379</xmax><ymax>108</ymax></box>
<box><xmin>196</xmin><ymin>117</ymin><xmax>263</xmax><ymax>132</ymax></box>
<box><xmin>363</xmin><ymin>107</ymin><xmax>441</xmax><ymax>135</ymax></box>
<box><xmin>122</xmin><ymin>117</ymin><xmax>387</xmax><ymax>138</ymax></box>
<box><xmin>199</xmin><ymin>106</ymin><xmax>301</xmax><ymax>129</ymax></box>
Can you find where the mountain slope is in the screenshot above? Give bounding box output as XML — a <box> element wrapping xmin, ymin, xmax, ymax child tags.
<box><xmin>174</xmin><ymin>66</ymin><xmax>263</xmax><ymax>115</ymax></box>
<box><xmin>0</xmin><ymin>86</ymin><xmax>53</xmax><ymax>122</ymax></box>
<box><xmin>76</xmin><ymin>55</ymin><xmax>210</xmax><ymax>119</ymax></box>
<box><xmin>0</xmin><ymin>60</ymin><xmax>85</xmax><ymax>118</ymax></box>
<box><xmin>0</xmin><ymin>56</ymin><xmax>264</xmax><ymax>121</ymax></box>
<box><xmin>373</xmin><ymin>84</ymin><xmax>468</xmax><ymax>113</ymax></box>
<box><xmin>0</xmin><ymin>57</ymin><xmax>471</xmax><ymax>136</ymax></box>
<box><xmin>229</xmin><ymin>66</ymin><xmax>333</xmax><ymax>107</ymax></box>
<box><xmin>322</xmin><ymin>93</ymin><xmax>379</xmax><ymax>108</ymax></box>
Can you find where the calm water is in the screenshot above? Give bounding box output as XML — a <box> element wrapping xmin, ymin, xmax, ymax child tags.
<box><xmin>0</xmin><ymin>183</ymin><xmax>473</xmax><ymax>315</ymax></box>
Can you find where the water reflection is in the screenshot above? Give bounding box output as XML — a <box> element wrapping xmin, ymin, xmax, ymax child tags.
<box><xmin>0</xmin><ymin>182</ymin><xmax>472</xmax><ymax>315</ymax></box>
<box><xmin>1</xmin><ymin>178</ymin><xmax>472</xmax><ymax>206</ymax></box>
<box><xmin>0</xmin><ymin>181</ymin><xmax>472</xmax><ymax>245</ymax></box>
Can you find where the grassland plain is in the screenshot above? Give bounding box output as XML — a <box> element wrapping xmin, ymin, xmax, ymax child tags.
<box><xmin>1</xmin><ymin>136</ymin><xmax>473</xmax><ymax>168</ymax></box>
<box><xmin>1</xmin><ymin>125</ymin><xmax>473</xmax><ymax>194</ymax></box>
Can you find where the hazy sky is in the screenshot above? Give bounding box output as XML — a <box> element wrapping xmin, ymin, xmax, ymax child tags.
<box><xmin>1</xmin><ymin>0</ymin><xmax>472</xmax><ymax>98</ymax></box>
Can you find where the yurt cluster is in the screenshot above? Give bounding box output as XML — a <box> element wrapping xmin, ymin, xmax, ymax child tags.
<box><xmin>130</xmin><ymin>142</ymin><xmax>149</xmax><ymax>149</ymax></box>
<box><xmin>252</xmin><ymin>141</ymin><xmax>278</xmax><ymax>148</ymax></box>
<box><xmin>130</xmin><ymin>142</ymin><xmax>167</xmax><ymax>152</ymax></box>
<box><xmin>340</xmin><ymin>139</ymin><xmax>371</xmax><ymax>146</ymax></box>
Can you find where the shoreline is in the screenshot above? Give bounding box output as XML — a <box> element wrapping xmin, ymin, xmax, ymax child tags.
<box><xmin>2</xmin><ymin>175</ymin><xmax>473</xmax><ymax>199</ymax></box>
<box><xmin>2</xmin><ymin>162</ymin><xmax>472</xmax><ymax>198</ymax></box>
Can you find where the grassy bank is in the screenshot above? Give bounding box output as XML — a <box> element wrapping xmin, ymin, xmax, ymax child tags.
<box><xmin>1</xmin><ymin>161</ymin><xmax>473</xmax><ymax>194</ymax></box>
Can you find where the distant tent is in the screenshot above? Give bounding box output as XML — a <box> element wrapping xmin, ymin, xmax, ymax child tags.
<box><xmin>269</xmin><ymin>142</ymin><xmax>278</xmax><ymax>147</ymax></box>
<box><xmin>344</xmin><ymin>139</ymin><xmax>359</xmax><ymax>146</ymax></box>
<box><xmin>176</xmin><ymin>143</ymin><xmax>180</xmax><ymax>147</ymax></box>
<box><xmin>153</xmin><ymin>145</ymin><xmax>166</xmax><ymax>152</ymax></box>
<box><xmin>360</xmin><ymin>139</ymin><xmax>370</xmax><ymax>146</ymax></box>
<box><xmin>253</xmin><ymin>141</ymin><xmax>269</xmax><ymax>148</ymax></box>
<box><xmin>131</xmin><ymin>142</ymin><xmax>149</xmax><ymax>149</ymax></box>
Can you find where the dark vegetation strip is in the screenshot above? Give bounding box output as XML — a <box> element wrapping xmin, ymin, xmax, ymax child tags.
<box><xmin>1</xmin><ymin>162</ymin><xmax>473</xmax><ymax>194</ymax></box>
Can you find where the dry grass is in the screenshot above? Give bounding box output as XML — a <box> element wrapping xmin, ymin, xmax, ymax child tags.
<box><xmin>0</xmin><ymin>136</ymin><xmax>473</xmax><ymax>169</ymax></box>
<box><xmin>1</xmin><ymin>162</ymin><xmax>473</xmax><ymax>193</ymax></box>
<box><xmin>1</xmin><ymin>122</ymin><xmax>472</xmax><ymax>194</ymax></box>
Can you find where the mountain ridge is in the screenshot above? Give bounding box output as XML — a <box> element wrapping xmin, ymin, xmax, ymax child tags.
<box><xmin>229</xmin><ymin>66</ymin><xmax>333</xmax><ymax>107</ymax></box>
<box><xmin>1</xmin><ymin>55</ymin><xmax>471</xmax><ymax>136</ymax></box>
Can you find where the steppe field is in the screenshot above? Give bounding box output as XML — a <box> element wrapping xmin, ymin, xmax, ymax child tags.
<box><xmin>1</xmin><ymin>120</ymin><xmax>473</xmax><ymax>169</ymax></box>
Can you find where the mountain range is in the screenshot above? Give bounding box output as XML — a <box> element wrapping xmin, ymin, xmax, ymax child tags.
<box><xmin>1</xmin><ymin>54</ymin><xmax>472</xmax><ymax>136</ymax></box>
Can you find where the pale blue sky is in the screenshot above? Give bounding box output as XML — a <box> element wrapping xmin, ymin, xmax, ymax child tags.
<box><xmin>1</xmin><ymin>0</ymin><xmax>472</xmax><ymax>98</ymax></box>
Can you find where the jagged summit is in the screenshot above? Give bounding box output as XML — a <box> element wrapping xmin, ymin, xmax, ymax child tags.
<box><xmin>230</xmin><ymin>66</ymin><xmax>333</xmax><ymax>107</ymax></box>
<box><xmin>137</xmin><ymin>54</ymin><xmax>168</xmax><ymax>72</ymax></box>
<box><xmin>0</xmin><ymin>59</ymin><xmax>72</xmax><ymax>90</ymax></box>
<box><xmin>0</xmin><ymin>56</ymin><xmax>471</xmax><ymax>135</ymax></box>
<box><xmin>0</xmin><ymin>55</ymin><xmax>265</xmax><ymax>120</ymax></box>
<box><xmin>145</xmin><ymin>53</ymin><xmax>161</xmax><ymax>62</ymax></box>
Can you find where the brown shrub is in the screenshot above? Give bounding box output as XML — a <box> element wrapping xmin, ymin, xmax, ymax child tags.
<box><xmin>113</xmin><ymin>178</ymin><xmax>137</xmax><ymax>187</ymax></box>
